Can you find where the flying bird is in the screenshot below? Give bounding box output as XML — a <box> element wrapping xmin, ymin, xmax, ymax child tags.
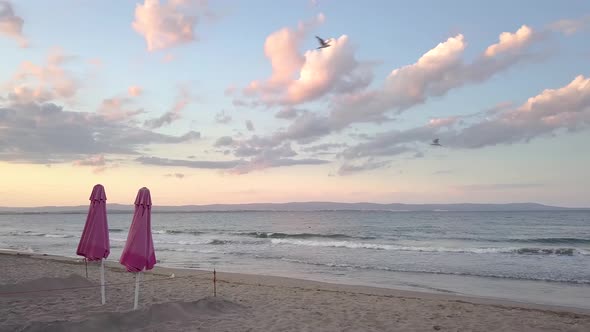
<box><xmin>316</xmin><ymin>36</ymin><xmax>331</xmax><ymax>49</ymax></box>
<box><xmin>431</xmin><ymin>138</ymin><xmax>442</xmax><ymax>146</ymax></box>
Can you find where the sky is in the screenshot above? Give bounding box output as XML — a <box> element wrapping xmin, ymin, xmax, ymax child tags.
<box><xmin>1</xmin><ymin>0</ymin><xmax>589</xmax><ymax>207</ymax></box>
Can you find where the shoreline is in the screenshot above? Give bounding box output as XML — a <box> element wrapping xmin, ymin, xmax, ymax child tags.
<box><xmin>2</xmin><ymin>250</ymin><xmax>589</xmax><ymax>316</ymax></box>
<box><xmin>2</xmin><ymin>250</ymin><xmax>590</xmax><ymax>331</ymax></box>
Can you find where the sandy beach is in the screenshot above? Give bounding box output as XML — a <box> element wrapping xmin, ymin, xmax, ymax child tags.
<box><xmin>0</xmin><ymin>251</ymin><xmax>588</xmax><ymax>331</ymax></box>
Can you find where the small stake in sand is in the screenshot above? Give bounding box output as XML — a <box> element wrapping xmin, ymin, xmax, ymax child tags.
<box><xmin>213</xmin><ymin>269</ymin><xmax>217</xmax><ymax>297</ymax></box>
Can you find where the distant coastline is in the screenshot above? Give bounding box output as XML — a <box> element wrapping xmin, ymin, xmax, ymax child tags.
<box><xmin>0</xmin><ymin>202</ymin><xmax>587</xmax><ymax>214</ymax></box>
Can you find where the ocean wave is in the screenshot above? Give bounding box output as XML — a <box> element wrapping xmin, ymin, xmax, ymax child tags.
<box><xmin>238</xmin><ymin>232</ymin><xmax>375</xmax><ymax>240</ymax></box>
<box><xmin>506</xmin><ymin>237</ymin><xmax>590</xmax><ymax>245</ymax></box>
<box><xmin>454</xmin><ymin>237</ymin><xmax>590</xmax><ymax>245</ymax></box>
<box><xmin>44</xmin><ymin>234</ymin><xmax>74</xmax><ymax>238</ymax></box>
<box><xmin>10</xmin><ymin>231</ymin><xmax>45</xmax><ymax>237</ymax></box>
<box><xmin>209</xmin><ymin>239</ymin><xmax>230</xmax><ymax>245</ymax></box>
<box><xmin>153</xmin><ymin>238</ymin><xmax>233</xmax><ymax>246</ymax></box>
<box><xmin>10</xmin><ymin>231</ymin><xmax>74</xmax><ymax>239</ymax></box>
<box><xmin>109</xmin><ymin>228</ymin><xmax>124</xmax><ymax>233</ymax></box>
<box><xmin>278</xmin><ymin>258</ymin><xmax>590</xmax><ymax>285</ymax></box>
<box><xmin>270</xmin><ymin>239</ymin><xmax>587</xmax><ymax>256</ymax></box>
<box><xmin>152</xmin><ymin>230</ymin><xmax>204</xmax><ymax>236</ymax></box>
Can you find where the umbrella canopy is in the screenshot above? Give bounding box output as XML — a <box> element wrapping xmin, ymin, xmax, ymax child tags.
<box><xmin>120</xmin><ymin>187</ymin><xmax>156</xmax><ymax>272</ymax></box>
<box><xmin>76</xmin><ymin>184</ymin><xmax>110</xmax><ymax>261</ymax></box>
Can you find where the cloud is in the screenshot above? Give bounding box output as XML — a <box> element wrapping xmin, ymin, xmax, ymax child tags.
<box><xmin>138</xmin><ymin>153</ymin><xmax>330</xmax><ymax>174</ymax></box>
<box><xmin>73</xmin><ymin>154</ymin><xmax>106</xmax><ymax>166</ymax></box>
<box><xmin>455</xmin><ymin>183</ymin><xmax>544</xmax><ymax>191</ymax></box>
<box><xmin>428</xmin><ymin>116</ymin><xmax>460</xmax><ymax>128</ymax></box>
<box><xmin>164</xmin><ymin>172</ymin><xmax>186</xmax><ymax>179</ymax></box>
<box><xmin>230</xmin><ymin>156</ymin><xmax>330</xmax><ymax>175</ymax></box>
<box><xmin>238</xmin><ymin>14</ymin><xmax>372</xmax><ymax>106</ymax></box>
<box><xmin>548</xmin><ymin>15</ymin><xmax>590</xmax><ymax>36</ymax></box>
<box><xmin>144</xmin><ymin>86</ymin><xmax>191</xmax><ymax>128</ymax></box>
<box><xmin>338</xmin><ymin>159</ymin><xmax>391</xmax><ymax>175</ymax></box>
<box><xmin>0</xmin><ymin>102</ymin><xmax>200</xmax><ymax>163</ymax></box>
<box><xmin>213</xmin><ymin>136</ymin><xmax>234</xmax><ymax>147</ymax></box>
<box><xmin>484</xmin><ymin>25</ymin><xmax>535</xmax><ymax>57</ymax></box>
<box><xmin>275</xmin><ymin>107</ymin><xmax>300</xmax><ymax>119</ymax></box>
<box><xmin>6</xmin><ymin>49</ymin><xmax>80</xmax><ymax>103</ymax></box>
<box><xmin>245</xmin><ymin>120</ymin><xmax>255</xmax><ymax>131</ymax></box>
<box><xmin>128</xmin><ymin>85</ymin><xmax>143</xmax><ymax>97</ymax></box>
<box><xmin>72</xmin><ymin>154</ymin><xmax>110</xmax><ymax>173</ymax></box>
<box><xmin>241</xmin><ymin>25</ymin><xmax>546</xmax><ymax>152</ymax></box>
<box><xmin>138</xmin><ymin>156</ymin><xmax>244</xmax><ymax>169</ymax></box>
<box><xmin>0</xmin><ymin>1</ymin><xmax>27</xmax><ymax>47</ymax></box>
<box><xmin>214</xmin><ymin>110</ymin><xmax>232</xmax><ymax>124</ymax></box>
<box><xmin>98</xmin><ymin>97</ymin><xmax>144</xmax><ymax>122</ymax></box>
<box><xmin>331</xmin><ymin>25</ymin><xmax>542</xmax><ymax>126</ymax></box>
<box><xmin>300</xmin><ymin>143</ymin><xmax>347</xmax><ymax>153</ymax></box>
<box><xmin>132</xmin><ymin>0</ymin><xmax>209</xmax><ymax>51</ymax></box>
<box><xmin>339</xmin><ymin>74</ymin><xmax>590</xmax><ymax>171</ymax></box>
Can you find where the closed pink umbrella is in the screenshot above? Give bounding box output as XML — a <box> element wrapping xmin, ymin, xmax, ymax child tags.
<box><xmin>76</xmin><ymin>184</ymin><xmax>109</xmax><ymax>305</ymax></box>
<box><xmin>120</xmin><ymin>187</ymin><xmax>156</xmax><ymax>309</ymax></box>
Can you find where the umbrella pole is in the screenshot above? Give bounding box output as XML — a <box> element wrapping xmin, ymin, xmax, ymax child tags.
<box><xmin>100</xmin><ymin>259</ymin><xmax>106</xmax><ymax>305</ymax></box>
<box><xmin>85</xmin><ymin>258</ymin><xmax>88</xmax><ymax>278</ymax></box>
<box><xmin>133</xmin><ymin>272</ymin><xmax>141</xmax><ymax>310</ymax></box>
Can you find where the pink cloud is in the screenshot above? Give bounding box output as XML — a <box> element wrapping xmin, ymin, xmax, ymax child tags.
<box><xmin>484</xmin><ymin>25</ymin><xmax>534</xmax><ymax>57</ymax></box>
<box><xmin>340</xmin><ymin>74</ymin><xmax>590</xmax><ymax>164</ymax></box>
<box><xmin>6</xmin><ymin>48</ymin><xmax>79</xmax><ymax>103</ymax></box>
<box><xmin>98</xmin><ymin>97</ymin><xmax>144</xmax><ymax>122</ymax></box>
<box><xmin>132</xmin><ymin>0</ymin><xmax>208</xmax><ymax>51</ymax></box>
<box><xmin>72</xmin><ymin>155</ymin><xmax>113</xmax><ymax>173</ymax></box>
<box><xmin>239</xmin><ymin>13</ymin><xmax>373</xmax><ymax>106</ymax></box>
<box><xmin>0</xmin><ymin>1</ymin><xmax>27</xmax><ymax>47</ymax></box>
<box><xmin>244</xmin><ymin>14</ymin><xmax>324</xmax><ymax>94</ymax></box>
<box><xmin>428</xmin><ymin>117</ymin><xmax>459</xmax><ymax>128</ymax></box>
<box><xmin>128</xmin><ymin>85</ymin><xmax>143</xmax><ymax>97</ymax></box>
<box><xmin>518</xmin><ymin>75</ymin><xmax>590</xmax><ymax>120</ymax></box>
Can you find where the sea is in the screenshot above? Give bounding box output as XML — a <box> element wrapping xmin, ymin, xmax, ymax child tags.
<box><xmin>0</xmin><ymin>210</ymin><xmax>589</xmax><ymax>309</ymax></box>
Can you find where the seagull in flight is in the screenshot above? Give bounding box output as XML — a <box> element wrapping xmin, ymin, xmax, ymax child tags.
<box><xmin>431</xmin><ymin>138</ymin><xmax>442</xmax><ymax>146</ymax></box>
<box><xmin>316</xmin><ymin>36</ymin><xmax>331</xmax><ymax>49</ymax></box>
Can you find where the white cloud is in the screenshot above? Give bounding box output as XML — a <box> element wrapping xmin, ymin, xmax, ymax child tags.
<box><xmin>339</xmin><ymin>75</ymin><xmax>590</xmax><ymax>170</ymax></box>
<box><xmin>6</xmin><ymin>49</ymin><xmax>79</xmax><ymax>103</ymax></box>
<box><xmin>98</xmin><ymin>97</ymin><xmax>144</xmax><ymax>122</ymax></box>
<box><xmin>484</xmin><ymin>25</ymin><xmax>534</xmax><ymax>57</ymax></box>
<box><xmin>239</xmin><ymin>14</ymin><xmax>371</xmax><ymax>106</ymax></box>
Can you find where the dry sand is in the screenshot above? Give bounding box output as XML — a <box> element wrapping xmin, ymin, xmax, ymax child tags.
<box><xmin>1</xmin><ymin>251</ymin><xmax>589</xmax><ymax>332</ymax></box>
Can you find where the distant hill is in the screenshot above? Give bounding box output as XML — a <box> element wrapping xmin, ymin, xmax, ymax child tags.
<box><xmin>0</xmin><ymin>202</ymin><xmax>585</xmax><ymax>214</ymax></box>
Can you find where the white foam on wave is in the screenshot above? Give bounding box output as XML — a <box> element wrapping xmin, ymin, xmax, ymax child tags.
<box><xmin>44</xmin><ymin>234</ymin><xmax>74</xmax><ymax>238</ymax></box>
<box><xmin>270</xmin><ymin>239</ymin><xmax>586</xmax><ymax>256</ymax></box>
